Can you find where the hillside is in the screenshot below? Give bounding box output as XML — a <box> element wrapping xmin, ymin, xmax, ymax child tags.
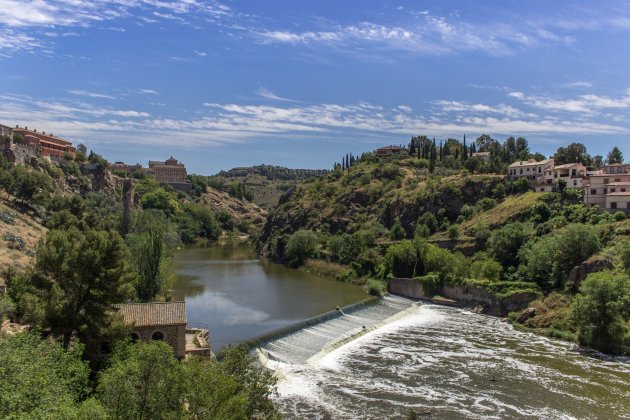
<box><xmin>212</xmin><ymin>165</ymin><xmax>329</xmax><ymax>210</ymax></box>
<box><xmin>0</xmin><ymin>200</ymin><xmax>46</xmax><ymax>271</ymax></box>
<box><xmin>199</xmin><ymin>187</ymin><xmax>268</xmax><ymax>230</ymax></box>
<box><xmin>258</xmin><ymin>153</ymin><xmax>505</xmax><ymax>260</ymax></box>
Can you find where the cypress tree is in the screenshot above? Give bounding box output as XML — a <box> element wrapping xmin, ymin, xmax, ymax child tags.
<box><xmin>462</xmin><ymin>135</ymin><xmax>468</xmax><ymax>161</ymax></box>
<box><xmin>439</xmin><ymin>140</ymin><xmax>443</xmax><ymax>161</ymax></box>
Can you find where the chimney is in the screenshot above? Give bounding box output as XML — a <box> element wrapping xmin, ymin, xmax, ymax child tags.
<box><xmin>34</xmin><ymin>129</ymin><xmax>36</xmax><ymax>133</ymax></box>
<box><xmin>25</xmin><ymin>127</ymin><xmax>27</xmax><ymax>130</ymax></box>
<box><xmin>42</xmin><ymin>131</ymin><xmax>45</xmax><ymax>135</ymax></box>
<box><xmin>15</xmin><ymin>125</ymin><xmax>18</xmax><ymax>128</ymax></box>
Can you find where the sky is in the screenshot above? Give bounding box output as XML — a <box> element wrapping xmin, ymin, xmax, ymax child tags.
<box><xmin>1</xmin><ymin>0</ymin><xmax>630</xmax><ymax>174</ymax></box>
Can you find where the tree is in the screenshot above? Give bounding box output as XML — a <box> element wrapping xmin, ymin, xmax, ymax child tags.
<box><xmin>0</xmin><ymin>333</ymin><xmax>104</xmax><ymax>418</ymax></box>
<box><xmin>447</xmin><ymin>224</ymin><xmax>460</xmax><ymax>244</ymax></box>
<box><xmin>607</xmin><ymin>146</ymin><xmax>624</xmax><ymax>164</ymax></box>
<box><xmin>390</xmin><ymin>218</ymin><xmax>406</xmax><ymax>240</ymax></box>
<box><xmin>573</xmin><ymin>272</ymin><xmax>630</xmax><ymax>355</ymax></box>
<box><xmin>141</xmin><ymin>188</ymin><xmax>180</xmax><ymax>216</ymax></box>
<box><xmin>218</xmin><ymin>344</ymin><xmax>278</xmax><ymax>418</ymax></box>
<box><xmin>553</xmin><ymin>143</ymin><xmax>591</xmax><ymax>166</ymax></box>
<box><xmin>417</xmin><ymin>212</ymin><xmax>438</xmax><ymax>234</ymax></box>
<box><xmin>385</xmin><ymin>241</ymin><xmax>419</xmax><ymax>278</ymax></box>
<box><xmin>128</xmin><ymin>229</ymin><xmax>168</xmax><ymax>302</ymax></box>
<box><xmin>475</xmin><ymin>134</ymin><xmax>495</xmax><ymax>152</ymax></box>
<box><xmin>285</xmin><ymin>230</ymin><xmax>318</xmax><ymax>267</ymax></box>
<box><xmin>519</xmin><ymin>224</ymin><xmax>600</xmax><ymax>289</ymax></box>
<box><xmin>488</xmin><ymin>223</ymin><xmax>532</xmax><ymax>269</ymax></box>
<box><xmin>29</xmin><ymin>228</ymin><xmax>135</xmax><ymax>347</ymax></box>
<box><xmin>97</xmin><ymin>341</ymin><xmax>185</xmax><ymax>419</ymax></box>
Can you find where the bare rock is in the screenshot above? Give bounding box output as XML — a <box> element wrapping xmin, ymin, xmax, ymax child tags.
<box><xmin>566</xmin><ymin>256</ymin><xmax>614</xmax><ymax>292</ymax></box>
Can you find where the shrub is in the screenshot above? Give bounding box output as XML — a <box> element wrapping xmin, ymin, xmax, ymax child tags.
<box><xmin>285</xmin><ymin>230</ymin><xmax>318</xmax><ymax>267</ymax></box>
<box><xmin>385</xmin><ymin>241</ymin><xmax>418</xmax><ymax>278</ymax></box>
<box><xmin>470</xmin><ymin>258</ymin><xmax>503</xmax><ymax>281</ymax></box>
<box><xmin>417</xmin><ymin>212</ymin><xmax>438</xmax><ymax>233</ymax></box>
<box><xmin>390</xmin><ymin>219</ymin><xmax>406</xmax><ymax>240</ymax></box>
<box><xmin>367</xmin><ymin>279</ymin><xmax>386</xmax><ymax>296</ymax></box>
<box><xmin>413</xmin><ymin>273</ymin><xmax>441</xmax><ymax>297</ymax></box>
<box><xmin>573</xmin><ymin>272</ymin><xmax>630</xmax><ymax>355</ymax></box>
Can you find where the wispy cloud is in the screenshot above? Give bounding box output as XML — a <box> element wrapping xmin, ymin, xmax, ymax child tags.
<box><xmin>1</xmin><ymin>91</ymin><xmax>624</xmax><ymax>151</ymax></box>
<box><xmin>68</xmin><ymin>89</ymin><xmax>116</xmax><ymax>100</ymax></box>
<box><xmin>509</xmin><ymin>89</ymin><xmax>630</xmax><ymax>114</ymax></box>
<box><xmin>256</xmin><ymin>87</ymin><xmax>301</xmax><ymax>102</ymax></box>
<box><xmin>194</xmin><ymin>50</ymin><xmax>207</xmax><ymax>56</ymax></box>
<box><xmin>139</xmin><ymin>89</ymin><xmax>158</xmax><ymax>95</ymax></box>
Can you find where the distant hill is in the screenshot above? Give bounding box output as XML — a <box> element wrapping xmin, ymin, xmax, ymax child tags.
<box><xmin>211</xmin><ymin>165</ymin><xmax>329</xmax><ymax>210</ymax></box>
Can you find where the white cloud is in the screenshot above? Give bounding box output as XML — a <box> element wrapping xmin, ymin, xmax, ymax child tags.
<box><xmin>68</xmin><ymin>89</ymin><xmax>116</xmax><ymax>100</ymax></box>
<box><xmin>510</xmin><ymin>89</ymin><xmax>630</xmax><ymax>114</ymax></box>
<box><xmin>139</xmin><ymin>89</ymin><xmax>158</xmax><ymax>95</ymax></box>
<box><xmin>194</xmin><ymin>50</ymin><xmax>207</xmax><ymax>56</ymax></box>
<box><xmin>564</xmin><ymin>81</ymin><xmax>592</xmax><ymax>88</ymax></box>
<box><xmin>0</xmin><ymin>92</ymin><xmax>626</xmax><ymax>151</ymax></box>
<box><xmin>255</xmin><ymin>87</ymin><xmax>301</xmax><ymax>102</ymax></box>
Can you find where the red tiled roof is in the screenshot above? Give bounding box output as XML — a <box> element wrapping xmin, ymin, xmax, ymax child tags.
<box><xmin>115</xmin><ymin>302</ymin><xmax>186</xmax><ymax>327</ymax></box>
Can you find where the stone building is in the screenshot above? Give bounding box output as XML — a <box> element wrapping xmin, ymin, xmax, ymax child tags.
<box><xmin>115</xmin><ymin>301</ymin><xmax>211</xmax><ymax>359</ymax></box>
<box><xmin>12</xmin><ymin>125</ymin><xmax>75</xmax><ymax>159</ymax></box>
<box><xmin>0</xmin><ymin>124</ymin><xmax>13</xmax><ymax>139</ymax></box>
<box><xmin>146</xmin><ymin>157</ymin><xmax>187</xmax><ymax>183</ymax></box>
<box><xmin>116</xmin><ymin>302</ymin><xmax>187</xmax><ymax>358</ymax></box>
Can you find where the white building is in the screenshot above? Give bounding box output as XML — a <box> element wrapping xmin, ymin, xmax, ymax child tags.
<box><xmin>508</xmin><ymin>158</ymin><xmax>554</xmax><ymax>181</ymax></box>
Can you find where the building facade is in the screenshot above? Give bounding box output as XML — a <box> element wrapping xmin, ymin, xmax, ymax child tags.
<box><xmin>116</xmin><ymin>302</ymin><xmax>188</xmax><ymax>358</ymax></box>
<box><xmin>376</xmin><ymin>145</ymin><xmax>406</xmax><ymax>157</ymax></box>
<box><xmin>537</xmin><ymin>162</ymin><xmax>588</xmax><ymax>192</ymax></box>
<box><xmin>508</xmin><ymin>158</ymin><xmax>554</xmax><ymax>181</ymax></box>
<box><xmin>12</xmin><ymin>126</ymin><xmax>75</xmax><ymax>159</ymax></box>
<box><xmin>0</xmin><ymin>124</ymin><xmax>13</xmax><ymax>139</ymax></box>
<box><xmin>146</xmin><ymin>157</ymin><xmax>188</xmax><ymax>184</ymax></box>
<box><xmin>584</xmin><ymin>164</ymin><xmax>630</xmax><ymax>211</ymax></box>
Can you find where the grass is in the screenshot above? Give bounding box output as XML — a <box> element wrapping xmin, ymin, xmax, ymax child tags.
<box><xmin>367</xmin><ymin>279</ymin><xmax>386</xmax><ymax>296</ymax></box>
<box><xmin>460</xmin><ymin>191</ymin><xmax>540</xmax><ymax>232</ymax></box>
<box><xmin>462</xmin><ymin>278</ymin><xmax>543</xmax><ymax>300</ymax></box>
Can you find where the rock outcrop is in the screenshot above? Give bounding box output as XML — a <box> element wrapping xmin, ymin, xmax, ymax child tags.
<box><xmin>566</xmin><ymin>256</ymin><xmax>614</xmax><ymax>292</ymax></box>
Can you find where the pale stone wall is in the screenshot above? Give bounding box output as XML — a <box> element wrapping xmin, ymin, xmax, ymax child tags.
<box><xmin>133</xmin><ymin>324</ymin><xmax>186</xmax><ymax>358</ymax></box>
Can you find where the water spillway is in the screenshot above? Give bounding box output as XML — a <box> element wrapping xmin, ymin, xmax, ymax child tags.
<box><xmin>258</xmin><ymin>295</ymin><xmax>417</xmax><ymax>365</ymax></box>
<box><xmin>266</xmin><ymin>304</ymin><xmax>630</xmax><ymax>419</ymax></box>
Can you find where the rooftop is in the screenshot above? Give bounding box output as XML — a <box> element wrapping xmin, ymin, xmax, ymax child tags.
<box><xmin>553</xmin><ymin>163</ymin><xmax>583</xmax><ymax>170</ymax></box>
<box><xmin>509</xmin><ymin>158</ymin><xmax>553</xmax><ymax>168</ymax></box>
<box><xmin>605</xmin><ymin>192</ymin><xmax>630</xmax><ymax>196</ymax></box>
<box><xmin>115</xmin><ymin>302</ymin><xmax>187</xmax><ymax>327</ymax></box>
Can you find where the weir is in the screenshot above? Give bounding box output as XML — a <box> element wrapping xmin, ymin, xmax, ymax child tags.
<box><xmin>257</xmin><ymin>294</ymin><xmax>418</xmax><ymax>365</ymax></box>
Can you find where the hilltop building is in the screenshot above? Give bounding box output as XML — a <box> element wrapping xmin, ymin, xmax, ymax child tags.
<box><xmin>584</xmin><ymin>164</ymin><xmax>630</xmax><ymax>211</ymax></box>
<box><xmin>376</xmin><ymin>145</ymin><xmax>406</xmax><ymax>157</ymax></box>
<box><xmin>537</xmin><ymin>162</ymin><xmax>588</xmax><ymax>192</ymax></box>
<box><xmin>508</xmin><ymin>158</ymin><xmax>554</xmax><ymax>181</ymax></box>
<box><xmin>115</xmin><ymin>302</ymin><xmax>211</xmax><ymax>359</ymax></box>
<box><xmin>12</xmin><ymin>125</ymin><xmax>75</xmax><ymax>159</ymax></box>
<box><xmin>146</xmin><ymin>156</ymin><xmax>188</xmax><ymax>183</ymax></box>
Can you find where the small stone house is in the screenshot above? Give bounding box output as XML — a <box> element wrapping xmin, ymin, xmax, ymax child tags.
<box><xmin>115</xmin><ymin>302</ymin><xmax>187</xmax><ymax>359</ymax></box>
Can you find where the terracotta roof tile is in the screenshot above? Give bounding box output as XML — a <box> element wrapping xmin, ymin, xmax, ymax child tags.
<box><xmin>115</xmin><ymin>302</ymin><xmax>187</xmax><ymax>327</ymax></box>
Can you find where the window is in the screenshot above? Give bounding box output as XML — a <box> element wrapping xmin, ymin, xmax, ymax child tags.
<box><xmin>611</xmin><ymin>202</ymin><xmax>618</xmax><ymax>209</ymax></box>
<box><xmin>627</xmin><ymin>202</ymin><xmax>630</xmax><ymax>210</ymax></box>
<box><xmin>152</xmin><ymin>331</ymin><xmax>164</xmax><ymax>341</ymax></box>
<box><xmin>611</xmin><ymin>188</ymin><xmax>616</xmax><ymax>193</ymax></box>
<box><xmin>591</xmin><ymin>189</ymin><xmax>597</xmax><ymax>195</ymax></box>
<box><xmin>573</xmin><ymin>180</ymin><xmax>577</xmax><ymax>186</ymax></box>
<box><xmin>604</xmin><ymin>178</ymin><xmax>610</xmax><ymax>184</ymax></box>
<box><xmin>520</xmin><ymin>169</ymin><xmax>523</xmax><ymax>175</ymax></box>
<box><xmin>623</xmin><ymin>189</ymin><xmax>627</xmax><ymax>193</ymax></box>
<box><xmin>615</xmin><ymin>178</ymin><xmax>621</xmax><ymax>182</ymax></box>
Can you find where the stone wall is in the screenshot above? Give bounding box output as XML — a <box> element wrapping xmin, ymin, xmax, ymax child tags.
<box><xmin>388</xmin><ymin>278</ymin><xmax>537</xmax><ymax>316</ymax></box>
<box><xmin>133</xmin><ymin>324</ymin><xmax>186</xmax><ymax>358</ymax></box>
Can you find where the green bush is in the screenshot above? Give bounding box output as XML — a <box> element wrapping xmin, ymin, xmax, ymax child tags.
<box><xmin>413</xmin><ymin>273</ymin><xmax>441</xmax><ymax>297</ymax></box>
<box><xmin>573</xmin><ymin>271</ymin><xmax>630</xmax><ymax>355</ymax></box>
<box><xmin>470</xmin><ymin>258</ymin><xmax>503</xmax><ymax>281</ymax></box>
<box><xmin>285</xmin><ymin>230</ymin><xmax>318</xmax><ymax>267</ymax></box>
<box><xmin>385</xmin><ymin>241</ymin><xmax>419</xmax><ymax>278</ymax></box>
<box><xmin>367</xmin><ymin>279</ymin><xmax>386</xmax><ymax>296</ymax></box>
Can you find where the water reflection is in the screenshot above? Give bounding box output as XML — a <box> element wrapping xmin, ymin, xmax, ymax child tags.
<box><xmin>172</xmin><ymin>243</ymin><xmax>367</xmax><ymax>350</ymax></box>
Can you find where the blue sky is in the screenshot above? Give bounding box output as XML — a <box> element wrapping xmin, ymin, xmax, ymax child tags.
<box><xmin>1</xmin><ymin>0</ymin><xmax>630</xmax><ymax>174</ymax></box>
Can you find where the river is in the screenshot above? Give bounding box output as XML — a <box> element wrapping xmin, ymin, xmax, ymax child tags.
<box><xmin>173</xmin><ymin>244</ymin><xmax>630</xmax><ymax>419</ymax></box>
<box><xmin>172</xmin><ymin>243</ymin><xmax>367</xmax><ymax>350</ymax></box>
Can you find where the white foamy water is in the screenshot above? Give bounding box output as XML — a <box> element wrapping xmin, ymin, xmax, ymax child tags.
<box><xmin>263</xmin><ymin>303</ymin><xmax>630</xmax><ymax>419</ymax></box>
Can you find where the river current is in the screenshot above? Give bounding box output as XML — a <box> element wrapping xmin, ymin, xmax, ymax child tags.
<box><xmin>173</xmin><ymin>245</ymin><xmax>630</xmax><ymax>419</ymax></box>
<box><xmin>266</xmin><ymin>304</ymin><xmax>630</xmax><ymax>419</ymax></box>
